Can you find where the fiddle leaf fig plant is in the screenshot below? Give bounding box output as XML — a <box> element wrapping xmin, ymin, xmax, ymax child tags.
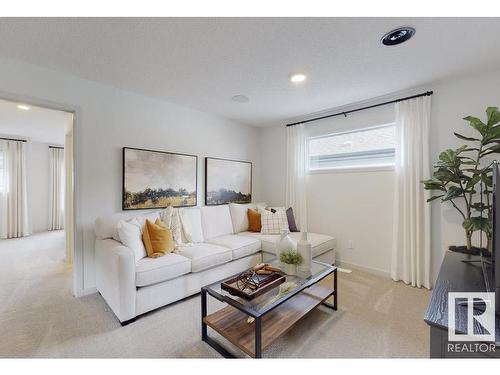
<box><xmin>422</xmin><ymin>107</ymin><xmax>500</xmax><ymax>251</ymax></box>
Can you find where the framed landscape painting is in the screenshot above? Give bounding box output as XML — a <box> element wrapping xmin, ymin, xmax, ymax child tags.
<box><xmin>205</xmin><ymin>157</ymin><xmax>252</xmax><ymax>205</ymax></box>
<box><xmin>123</xmin><ymin>147</ymin><xmax>197</xmax><ymax>210</ymax></box>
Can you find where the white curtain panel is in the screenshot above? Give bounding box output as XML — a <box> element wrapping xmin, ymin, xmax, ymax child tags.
<box><xmin>0</xmin><ymin>140</ymin><xmax>30</xmax><ymax>239</ymax></box>
<box><xmin>391</xmin><ymin>96</ymin><xmax>432</xmax><ymax>289</ymax></box>
<box><xmin>49</xmin><ymin>147</ymin><xmax>65</xmax><ymax>230</ymax></box>
<box><xmin>286</xmin><ymin>123</ymin><xmax>308</xmax><ymax>231</ymax></box>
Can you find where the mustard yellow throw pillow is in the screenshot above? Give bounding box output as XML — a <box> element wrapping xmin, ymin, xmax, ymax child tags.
<box><xmin>247</xmin><ymin>209</ymin><xmax>262</xmax><ymax>233</ymax></box>
<box><xmin>142</xmin><ymin>218</ymin><xmax>174</xmax><ymax>258</ymax></box>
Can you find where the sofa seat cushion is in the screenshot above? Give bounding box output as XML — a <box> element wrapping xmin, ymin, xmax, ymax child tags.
<box><xmin>239</xmin><ymin>231</ymin><xmax>335</xmax><ymax>258</ymax></box>
<box><xmin>135</xmin><ymin>253</ymin><xmax>191</xmax><ymax>287</ymax></box>
<box><xmin>176</xmin><ymin>243</ymin><xmax>232</xmax><ymax>272</ymax></box>
<box><xmin>206</xmin><ymin>234</ymin><xmax>261</xmax><ymax>260</ymax></box>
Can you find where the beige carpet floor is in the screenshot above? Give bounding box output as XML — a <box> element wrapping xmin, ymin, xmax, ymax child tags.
<box><xmin>0</xmin><ymin>231</ymin><xmax>431</xmax><ymax>358</ymax></box>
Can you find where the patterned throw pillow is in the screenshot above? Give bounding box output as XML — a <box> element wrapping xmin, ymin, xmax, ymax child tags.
<box><xmin>159</xmin><ymin>206</ymin><xmax>183</xmax><ymax>247</ymax></box>
<box><xmin>159</xmin><ymin>206</ymin><xmax>173</xmax><ymax>228</ymax></box>
<box><xmin>170</xmin><ymin>209</ymin><xmax>183</xmax><ymax>247</ymax></box>
<box><xmin>259</xmin><ymin>208</ymin><xmax>289</xmax><ymax>234</ymax></box>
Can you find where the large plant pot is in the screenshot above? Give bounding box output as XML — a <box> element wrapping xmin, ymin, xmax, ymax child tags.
<box><xmin>448</xmin><ymin>245</ymin><xmax>491</xmax><ymax>257</ymax></box>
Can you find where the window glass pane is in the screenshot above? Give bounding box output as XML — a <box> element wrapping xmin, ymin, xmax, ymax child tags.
<box><xmin>309</xmin><ymin>124</ymin><xmax>396</xmax><ymax>170</ymax></box>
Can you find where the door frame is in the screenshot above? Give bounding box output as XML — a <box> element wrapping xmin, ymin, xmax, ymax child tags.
<box><xmin>0</xmin><ymin>91</ymin><xmax>83</xmax><ymax>296</ymax></box>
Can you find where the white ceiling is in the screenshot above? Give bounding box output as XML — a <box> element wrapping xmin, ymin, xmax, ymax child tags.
<box><xmin>0</xmin><ymin>18</ymin><xmax>499</xmax><ymax>126</ymax></box>
<box><xmin>0</xmin><ymin>99</ymin><xmax>68</xmax><ymax>144</ymax></box>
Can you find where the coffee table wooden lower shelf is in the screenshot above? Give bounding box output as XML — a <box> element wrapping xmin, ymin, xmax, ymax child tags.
<box><xmin>203</xmin><ymin>283</ymin><xmax>332</xmax><ymax>358</ymax></box>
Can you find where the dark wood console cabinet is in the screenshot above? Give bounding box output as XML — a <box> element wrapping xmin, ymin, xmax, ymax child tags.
<box><xmin>424</xmin><ymin>251</ymin><xmax>500</xmax><ymax>358</ymax></box>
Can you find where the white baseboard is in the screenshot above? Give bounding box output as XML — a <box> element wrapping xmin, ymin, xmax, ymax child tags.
<box><xmin>75</xmin><ymin>286</ymin><xmax>97</xmax><ymax>297</ymax></box>
<box><xmin>337</xmin><ymin>260</ymin><xmax>390</xmax><ymax>278</ymax></box>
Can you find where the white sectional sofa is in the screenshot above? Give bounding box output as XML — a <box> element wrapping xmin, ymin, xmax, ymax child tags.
<box><xmin>94</xmin><ymin>203</ymin><xmax>336</xmax><ymax>324</ymax></box>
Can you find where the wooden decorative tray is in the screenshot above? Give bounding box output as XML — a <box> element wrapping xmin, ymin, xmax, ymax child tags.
<box><xmin>221</xmin><ymin>270</ymin><xmax>286</xmax><ymax>300</ymax></box>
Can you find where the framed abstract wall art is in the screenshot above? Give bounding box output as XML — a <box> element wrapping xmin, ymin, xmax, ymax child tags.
<box><xmin>123</xmin><ymin>147</ymin><xmax>197</xmax><ymax>210</ymax></box>
<box><xmin>205</xmin><ymin>157</ymin><xmax>252</xmax><ymax>205</ymax></box>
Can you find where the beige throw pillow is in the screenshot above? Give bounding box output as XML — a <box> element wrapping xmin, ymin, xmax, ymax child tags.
<box><xmin>158</xmin><ymin>206</ymin><xmax>183</xmax><ymax>247</ymax></box>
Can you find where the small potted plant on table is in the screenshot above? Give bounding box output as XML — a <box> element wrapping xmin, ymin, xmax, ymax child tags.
<box><xmin>280</xmin><ymin>250</ymin><xmax>303</xmax><ymax>276</ymax></box>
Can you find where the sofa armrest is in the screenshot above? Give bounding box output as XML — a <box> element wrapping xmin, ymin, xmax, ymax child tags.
<box><xmin>95</xmin><ymin>239</ymin><xmax>136</xmax><ymax>322</ymax></box>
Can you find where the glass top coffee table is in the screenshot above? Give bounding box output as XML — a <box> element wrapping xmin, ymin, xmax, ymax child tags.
<box><xmin>201</xmin><ymin>260</ymin><xmax>337</xmax><ymax>358</ymax></box>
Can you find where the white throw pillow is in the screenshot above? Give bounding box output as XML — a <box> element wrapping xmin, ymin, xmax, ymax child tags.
<box><xmin>136</xmin><ymin>212</ymin><xmax>160</xmax><ymax>232</ymax></box>
<box><xmin>111</xmin><ymin>212</ymin><xmax>159</xmax><ymax>242</ymax></box>
<box><xmin>259</xmin><ymin>208</ymin><xmax>289</xmax><ymax>234</ymax></box>
<box><xmin>117</xmin><ymin>218</ymin><xmax>147</xmax><ymax>262</ymax></box>
<box><xmin>112</xmin><ymin>226</ymin><xmax>124</xmax><ymax>242</ymax></box>
<box><xmin>229</xmin><ymin>203</ymin><xmax>256</xmax><ymax>233</ymax></box>
<box><xmin>112</xmin><ymin>216</ymin><xmax>135</xmax><ymax>242</ymax></box>
<box><xmin>180</xmin><ymin>208</ymin><xmax>204</xmax><ymax>243</ymax></box>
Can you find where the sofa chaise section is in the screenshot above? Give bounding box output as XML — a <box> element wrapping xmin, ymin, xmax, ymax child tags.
<box><xmin>239</xmin><ymin>231</ymin><xmax>336</xmax><ymax>264</ymax></box>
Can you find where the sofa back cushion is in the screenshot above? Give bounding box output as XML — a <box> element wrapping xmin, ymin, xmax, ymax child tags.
<box><xmin>95</xmin><ymin>212</ymin><xmax>134</xmax><ymax>240</ymax></box>
<box><xmin>229</xmin><ymin>203</ymin><xmax>257</xmax><ymax>233</ymax></box>
<box><xmin>180</xmin><ymin>207</ymin><xmax>204</xmax><ymax>243</ymax></box>
<box><xmin>95</xmin><ymin>211</ymin><xmax>160</xmax><ymax>240</ymax></box>
<box><xmin>200</xmin><ymin>205</ymin><xmax>234</xmax><ymax>240</ymax></box>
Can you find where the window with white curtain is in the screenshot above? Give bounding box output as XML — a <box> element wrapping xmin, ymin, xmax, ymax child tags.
<box><xmin>0</xmin><ymin>151</ymin><xmax>5</xmax><ymax>193</ymax></box>
<box><xmin>308</xmin><ymin>123</ymin><xmax>396</xmax><ymax>171</ymax></box>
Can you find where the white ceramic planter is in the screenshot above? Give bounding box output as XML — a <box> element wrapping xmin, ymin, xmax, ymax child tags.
<box><xmin>284</xmin><ymin>263</ymin><xmax>297</xmax><ymax>276</ymax></box>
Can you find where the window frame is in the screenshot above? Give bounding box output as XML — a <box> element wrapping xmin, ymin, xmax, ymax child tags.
<box><xmin>307</xmin><ymin>123</ymin><xmax>396</xmax><ymax>173</ymax></box>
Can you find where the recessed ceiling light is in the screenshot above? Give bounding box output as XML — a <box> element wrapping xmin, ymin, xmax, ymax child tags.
<box><xmin>17</xmin><ymin>104</ymin><xmax>30</xmax><ymax>111</ymax></box>
<box><xmin>231</xmin><ymin>95</ymin><xmax>249</xmax><ymax>103</ymax></box>
<box><xmin>381</xmin><ymin>27</ymin><xmax>416</xmax><ymax>46</ymax></box>
<box><xmin>290</xmin><ymin>73</ymin><xmax>307</xmax><ymax>83</ymax></box>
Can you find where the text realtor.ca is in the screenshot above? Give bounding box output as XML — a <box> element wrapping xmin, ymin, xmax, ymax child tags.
<box><xmin>448</xmin><ymin>292</ymin><xmax>497</xmax><ymax>354</ymax></box>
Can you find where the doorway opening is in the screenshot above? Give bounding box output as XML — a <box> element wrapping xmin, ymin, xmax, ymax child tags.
<box><xmin>0</xmin><ymin>98</ymin><xmax>76</xmax><ymax>296</ymax></box>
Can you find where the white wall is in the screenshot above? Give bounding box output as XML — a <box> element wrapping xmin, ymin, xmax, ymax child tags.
<box><xmin>430</xmin><ymin>67</ymin><xmax>500</xmax><ymax>281</ymax></box>
<box><xmin>259</xmin><ymin>66</ymin><xmax>500</xmax><ymax>284</ymax></box>
<box><xmin>26</xmin><ymin>141</ymin><xmax>50</xmax><ymax>233</ymax></box>
<box><xmin>260</xmin><ymin>105</ymin><xmax>396</xmax><ymax>277</ymax></box>
<box><xmin>0</xmin><ymin>57</ymin><xmax>262</xmax><ymax>295</ymax></box>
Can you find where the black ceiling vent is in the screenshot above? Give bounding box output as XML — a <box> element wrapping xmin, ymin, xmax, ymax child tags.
<box><xmin>381</xmin><ymin>27</ymin><xmax>415</xmax><ymax>46</ymax></box>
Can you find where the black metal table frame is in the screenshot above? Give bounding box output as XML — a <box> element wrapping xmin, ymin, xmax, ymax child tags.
<box><xmin>201</xmin><ymin>262</ymin><xmax>337</xmax><ymax>358</ymax></box>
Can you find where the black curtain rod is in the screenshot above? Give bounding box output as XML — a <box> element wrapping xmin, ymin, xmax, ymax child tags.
<box><xmin>286</xmin><ymin>90</ymin><xmax>434</xmax><ymax>127</ymax></box>
<box><xmin>49</xmin><ymin>146</ymin><xmax>64</xmax><ymax>149</ymax></box>
<box><xmin>0</xmin><ymin>137</ymin><xmax>27</xmax><ymax>142</ymax></box>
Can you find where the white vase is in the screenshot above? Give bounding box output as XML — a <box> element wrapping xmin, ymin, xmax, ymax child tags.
<box><xmin>277</xmin><ymin>229</ymin><xmax>295</xmax><ymax>259</ymax></box>
<box><xmin>284</xmin><ymin>263</ymin><xmax>297</xmax><ymax>276</ymax></box>
<box><xmin>297</xmin><ymin>232</ymin><xmax>312</xmax><ymax>273</ymax></box>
